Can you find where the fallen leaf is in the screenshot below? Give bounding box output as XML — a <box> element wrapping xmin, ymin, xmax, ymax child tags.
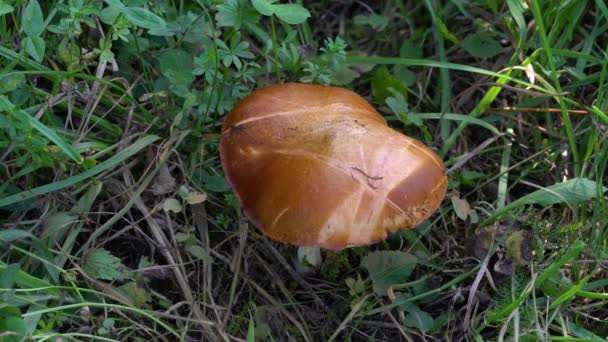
<box><xmin>152</xmin><ymin>164</ymin><xmax>176</xmax><ymax>195</ymax></box>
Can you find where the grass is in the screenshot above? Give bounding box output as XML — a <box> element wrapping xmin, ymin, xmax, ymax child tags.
<box><xmin>1</xmin><ymin>0</ymin><xmax>607</xmax><ymax>341</ymax></box>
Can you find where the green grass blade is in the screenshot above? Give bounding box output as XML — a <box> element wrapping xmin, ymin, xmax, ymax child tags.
<box><xmin>482</xmin><ymin>178</ymin><xmax>608</xmax><ymax>225</ymax></box>
<box><xmin>0</xmin><ymin>135</ymin><xmax>160</xmax><ymax>208</ymax></box>
<box><xmin>536</xmin><ymin>240</ymin><xmax>586</xmax><ymax>288</ymax></box>
<box><xmin>18</xmin><ymin>108</ymin><xmax>84</xmax><ymax>164</ymax></box>
<box><xmin>531</xmin><ymin>0</ymin><xmax>580</xmax><ymax>176</ymax></box>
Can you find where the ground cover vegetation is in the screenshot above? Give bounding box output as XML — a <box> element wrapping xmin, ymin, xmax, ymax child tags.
<box><xmin>0</xmin><ymin>0</ymin><xmax>607</xmax><ymax>340</ymax></box>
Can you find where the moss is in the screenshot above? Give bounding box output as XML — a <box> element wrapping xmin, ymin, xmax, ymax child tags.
<box><xmin>320</xmin><ymin>251</ymin><xmax>351</xmax><ymax>281</ymax></box>
<box><xmin>320</xmin><ymin>247</ymin><xmax>367</xmax><ymax>282</ymax></box>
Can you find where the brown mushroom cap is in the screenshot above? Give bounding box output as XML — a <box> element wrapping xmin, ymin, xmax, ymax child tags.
<box><xmin>220</xmin><ymin>83</ymin><xmax>447</xmax><ymax>249</ymax></box>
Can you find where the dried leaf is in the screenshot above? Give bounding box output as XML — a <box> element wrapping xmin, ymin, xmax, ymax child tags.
<box><xmin>451</xmin><ymin>196</ymin><xmax>471</xmax><ymax>221</ymax></box>
<box><xmin>152</xmin><ymin>164</ymin><xmax>176</xmax><ymax>195</ymax></box>
<box><xmin>163</xmin><ymin>198</ymin><xmax>182</xmax><ymax>213</ymax></box>
<box><xmin>185</xmin><ymin>191</ymin><xmax>208</xmax><ymax>205</ymax></box>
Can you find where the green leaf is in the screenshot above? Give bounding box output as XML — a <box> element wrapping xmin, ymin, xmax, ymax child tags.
<box><xmin>44</xmin><ymin>212</ymin><xmax>77</xmax><ymax>236</ymax></box>
<box><xmin>0</xmin><ymin>264</ymin><xmax>20</xmax><ymax>288</ymax></box>
<box><xmin>117</xmin><ymin>281</ymin><xmax>151</xmax><ymax>308</ymax></box>
<box><xmin>83</xmin><ymin>248</ymin><xmax>129</xmax><ymax>281</ymax></box>
<box><xmin>353</xmin><ymin>13</ymin><xmax>388</xmax><ymax>31</ymax></box>
<box><xmin>0</xmin><ymin>3</ymin><xmax>14</xmax><ymax>16</ymax></box>
<box><xmin>104</xmin><ymin>0</ymin><xmax>126</xmax><ymax>10</ymax></box>
<box><xmin>0</xmin><ymin>183</ymin><xmax>38</xmax><ymax>212</ymax></box>
<box><xmin>486</xmin><ymin>178</ymin><xmax>607</xmax><ymax>224</ymax></box>
<box><xmin>361</xmin><ymin>251</ymin><xmax>417</xmax><ymax>296</ymax></box>
<box><xmin>124</xmin><ymin>7</ymin><xmax>166</xmax><ymax>30</ymax></box>
<box><xmin>196</xmin><ymin>170</ymin><xmax>230</xmax><ymax>193</ymax></box>
<box><xmin>394</xmin><ymin>65</ymin><xmax>416</xmax><ymax>87</ymax></box>
<box><xmin>271</xmin><ymin>4</ymin><xmax>310</xmax><ymax>24</ymax></box>
<box><xmin>23</xmin><ymin>36</ymin><xmax>46</xmax><ymax>63</ymax></box>
<box><xmin>216</xmin><ymin>0</ymin><xmax>260</xmax><ymax>29</ymax></box>
<box><xmin>0</xmin><ymin>307</ymin><xmax>26</xmax><ymax>342</ymax></box>
<box><xmin>371</xmin><ymin>66</ymin><xmax>407</xmax><ymax>104</ymax></box>
<box><xmin>251</xmin><ymin>0</ymin><xmax>274</xmax><ymax>16</ymax></box>
<box><xmin>0</xmin><ymin>73</ymin><xmax>24</xmax><ymax>94</ymax></box>
<box><xmin>399</xmin><ymin>39</ymin><xmax>423</xmax><ymax>59</ymax></box>
<box><xmin>19</xmin><ymin>106</ymin><xmax>83</xmax><ymax>164</ymax></box>
<box><xmin>247</xmin><ymin>312</ymin><xmax>256</xmax><ymax>342</ymax></box>
<box><xmin>157</xmin><ymin>49</ymin><xmax>195</xmax><ymax>86</ymax></box>
<box><xmin>403</xmin><ymin>305</ymin><xmax>435</xmax><ymax>332</ymax></box>
<box><xmin>0</xmin><ymin>229</ymin><xmax>33</xmax><ymax>243</ymax></box>
<box><xmin>186</xmin><ymin>244</ymin><xmax>213</xmax><ymax>263</ymax></box>
<box><xmin>0</xmin><ymin>264</ymin><xmax>59</xmax><ymax>295</ymax></box>
<box><xmin>22</xmin><ymin>0</ymin><xmax>44</xmax><ymax>37</ymax></box>
<box><xmin>463</xmin><ymin>32</ymin><xmax>502</xmax><ymax>58</ymax></box>
<box><xmin>71</xmin><ymin>181</ymin><xmax>103</xmax><ymax>215</ymax></box>
<box><xmin>385</xmin><ymin>90</ymin><xmax>423</xmax><ymax>127</ymax></box>
<box><xmin>0</xmin><ymin>135</ymin><xmax>159</xmax><ymax>208</ymax></box>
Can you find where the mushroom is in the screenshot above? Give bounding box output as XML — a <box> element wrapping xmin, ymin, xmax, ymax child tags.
<box><xmin>219</xmin><ymin>83</ymin><xmax>447</xmax><ymax>250</ymax></box>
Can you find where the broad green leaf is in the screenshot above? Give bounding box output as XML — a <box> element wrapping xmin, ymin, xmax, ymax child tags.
<box><xmin>463</xmin><ymin>32</ymin><xmax>502</xmax><ymax>58</ymax></box>
<box><xmin>0</xmin><ymin>3</ymin><xmax>14</xmax><ymax>16</ymax></box>
<box><xmin>0</xmin><ymin>307</ymin><xmax>26</xmax><ymax>342</ymax></box>
<box><xmin>216</xmin><ymin>0</ymin><xmax>260</xmax><ymax>29</ymax></box>
<box><xmin>0</xmin><ymin>113</ymin><xmax>8</xmax><ymax>128</ymax></box>
<box><xmin>104</xmin><ymin>0</ymin><xmax>126</xmax><ymax>10</ymax></box>
<box><xmin>394</xmin><ymin>65</ymin><xmax>416</xmax><ymax>87</ymax></box>
<box><xmin>371</xmin><ymin>66</ymin><xmax>407</xmax><ymax>104</ymax></box>
<box><xmin>44</xmin><ymin>212</ymin><xmax>77</xmax><ymax>238</ymax></box>
<box><xmin>71</xmin><ymin>181</ymin><xmax>103</xmax><ymax>215</ymax></box>
<box><xmin>158</xmin><ymin>49</ymin><xmax>195</xmax><ymax>85</ymax></box>
<box><xmin>117</xmin><ymin>281</ymin><xmax>151</xmax><ymax>307</ymax></box>
<box><xmin>0</xmin><ymin>229</ymin><xmax>33</xmax><ymax>243</ymax></box>
<box><xmin>329</xmin><ymin>65</ymin><xmax>360</xmax><ymax>86</ymax></box>
<box><xmin>124</xmin><ymin>7</ymin><xmax>166</xmax><ymax>30</ymax></box>
<box><xmin>251</xmin><ymin>0</ymin><xmax>274</xmax><ymax>16</ymax></box>
<box><xmin>83</xmin><ymin>248</ymin><xmax>130</xmax><ymax>281</ymax></box>
<box><xmin>361</xmin><ymin>251</ymin><xmax>417</xmax><ymax>296</ymax></box>
<box><xmin>271</xmin><ymin>4</ymin><xmax>310</xmax><ymax>24</ymax></box>
<box><xmin>22</xmin><ymin>36</ymin><xmax>46</xmax><ymax>63</ymax></box>
<box><xmin>399</xmin><ymin>39</ymin><xmax>423</xmax><ymax>59</ymax></box>
<box><xmin>186</xmin><ymin>244</ymin><xmax>213</xmax><ymax>263</ymax></box>
<box><xmin>396</xmin><ymin>293</ymin><xmax>436</xmax><ymax>332</ymax></box>
<box><xmin>403</xmin><ymin>305</ymin><xmax>434</xmax><ymax>332</ymax></box>
<box><xmin>353</xmin><ymin>13</ymin><xmax>388</xmax><ymax>31</ymax></box>
<box><xmin>0</xmin><ymin>264</ymin><xmax>20</xmax><ymax>288</ymax></box>
<box><xmin>195</xmin><ymin>170</ymin><xmax>230</xmax><ymax>193</ymax></box>
<box><xmin>0</xmin><ymin>73</ymin><xmax>24</xmax><ymax>94</ymax></box>
<box><xmin>0</xmin><ymin>263</ymin><xmax>58</xmax><ymax>295</ymax></box>
<box><xmin>99</xmin><ymin>6</ymin><xmax>121</xmax><ymax>25</ymax></box>
<box><xmin>22</xmin><ymin>0</ymin><xmax>44</xmax><ymax>37</ymax></box>
<box><xmin>486</xmin><ymin>178</ymin><xmax>607</xmax><ymax>224</ymax></box>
